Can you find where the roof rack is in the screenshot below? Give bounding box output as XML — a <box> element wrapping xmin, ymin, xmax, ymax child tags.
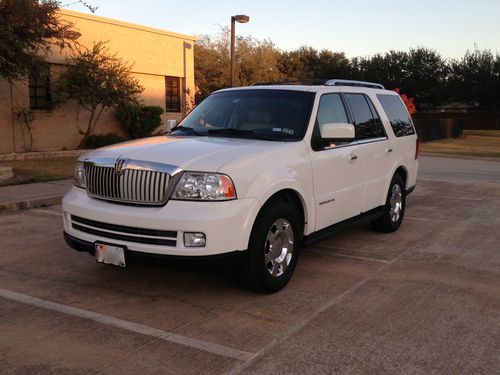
<box><xmin>324</xmin><ymin>79</ymin><xmax>385</xmax><ymax>89</ymax></box>
<box><xmin>251</xmin><ymin>79</ymin><xmax>385</xmax><ymax>90</ymax></box>
<box><xmin>251</xmin><ymin>79</ymin><xmax>328</xmax><ymax>86</ymax></box>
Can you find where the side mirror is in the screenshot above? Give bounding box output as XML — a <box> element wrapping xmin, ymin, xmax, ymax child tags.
<box><xmin>165</xmin><ymin>119</ymin><xmax>178</xmax><ymax>134</ymax></box>
<box><xmin>320</xmin><ymin>122</ymin><xmax>355</xmax><ymax>140</ymax></box>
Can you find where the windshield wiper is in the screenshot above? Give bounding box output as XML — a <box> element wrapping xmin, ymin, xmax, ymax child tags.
<box><xmin>171</xmin><ymin>126</ymin><xmax>202</xmax><ymax>136</ymax></box>
<box><xmin>207</xmin><ymin>128</ymin><xmax>275</xmax><ymax>141</ymax></box>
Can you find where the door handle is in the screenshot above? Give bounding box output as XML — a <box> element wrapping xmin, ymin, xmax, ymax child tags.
<box><xmin>349</xmin><ymin>153</ymin><xmax>358</xmax><ymax>162</ymax></box>
<box><xmin>386</xmin><ymin>148</ymin><xmax>393</xmax><ymax>153</ymax></box>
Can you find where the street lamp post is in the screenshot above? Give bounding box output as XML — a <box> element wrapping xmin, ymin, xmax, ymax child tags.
<box><xmin>230</xmin><ymin>14</ymin><xmax>250</xmax><ymax>87</ymax></box>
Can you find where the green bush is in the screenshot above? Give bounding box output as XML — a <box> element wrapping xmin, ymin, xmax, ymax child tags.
<box><xmin>117</xmin><ymin>104</ymin><xmax>164</xmax><ymax>139</ymax></box>
<box><xmin>84</xmin><ymin>133</ymin><xmax>125</xmax><ymax>149</ymax></box>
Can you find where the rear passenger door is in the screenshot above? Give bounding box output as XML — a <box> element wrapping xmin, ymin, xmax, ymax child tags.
<box><xmin>343</xmin><ymin>92</ymin><xmax>395</xmax><ymax>212</ymax></box>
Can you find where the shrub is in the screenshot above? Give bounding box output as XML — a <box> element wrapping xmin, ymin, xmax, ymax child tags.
<box><xmin>84</xmin><ymin>133</ymin><xmax>125</xmax><ymax>149</ymax></box>
<box><xmin>117</xmin><ymin>104</ymin><xmax>164</xmax><ymax>139</ymax></box>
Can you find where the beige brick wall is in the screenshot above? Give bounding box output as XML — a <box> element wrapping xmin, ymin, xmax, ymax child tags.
<box><xmin>0</xmin><ymin>9</ymin><xmax>195</xmax><ymax>153</ymax></box>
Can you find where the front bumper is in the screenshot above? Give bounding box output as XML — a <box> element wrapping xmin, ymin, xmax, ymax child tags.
<box><xmin>62</xmin><ymin>187</ymin><xmax>261</xmax><ymax>256</ymax></box>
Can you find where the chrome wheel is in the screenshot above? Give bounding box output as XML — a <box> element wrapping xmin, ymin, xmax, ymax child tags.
<box><xmin>389</xmin><ymin>184</ymin><xmax>403</xmax><ymax>222</ymax></box>
<box><xmin>264</xmin><ymin>218</ymin><xmax>294</xmax><ymax>277</ymax></box>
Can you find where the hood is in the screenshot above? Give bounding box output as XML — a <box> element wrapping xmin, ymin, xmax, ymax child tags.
<box><xmin>80</xmin><ymin>135</ymin><xmax>288</xmax><ymax>172</ymax></box>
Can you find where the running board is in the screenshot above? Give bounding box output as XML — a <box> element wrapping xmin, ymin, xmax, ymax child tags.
<box><xmin>303</xmin><ymin>206</ymin><xmax>384</xmax><ymax>247</ymax></box>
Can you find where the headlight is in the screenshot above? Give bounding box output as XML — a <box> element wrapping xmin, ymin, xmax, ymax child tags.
<box><xmin>172</xmin><ymin>172</ymin><xmax>236</xmax><ymax>201</ymax></box>
<box><xmin>74</xmin><ymin>161</ymin><xmax>86</xmax><ymax>189</ymax></box>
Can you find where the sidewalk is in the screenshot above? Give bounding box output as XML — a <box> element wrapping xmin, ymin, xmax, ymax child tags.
<box><xmin>0</xmin><ymin>180</ymin><xmax>72</xmax><ymax>213</ymax></box>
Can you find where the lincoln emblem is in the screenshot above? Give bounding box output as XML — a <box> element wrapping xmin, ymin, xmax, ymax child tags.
<box><xmin>115</xmin><ymin>159</ymin><xmax>126</xmax><ymax>175</ymax></box>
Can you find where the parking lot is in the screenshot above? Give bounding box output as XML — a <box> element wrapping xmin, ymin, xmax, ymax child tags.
<box><xmin>1</xmin><ymin>156</ymin><xmax>499</xmax><ymax>374</ymax></box>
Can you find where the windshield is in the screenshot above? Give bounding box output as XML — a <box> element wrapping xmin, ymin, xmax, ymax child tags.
<box><xmin>172</xmin><ymin>89</ymin><xmax>315</xmax><ymax>141</ymax></box>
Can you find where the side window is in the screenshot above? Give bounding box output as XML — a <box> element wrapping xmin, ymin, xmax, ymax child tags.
<box><xmin>366</xmin><ymin>96</ymin><xmax>386</xmax><ymax>138</ymax></box>
<box><xmin>316</xmin><ymin>94</ymin><xmax>349</xmax><ymax>126</ymax></box>
<box><xmin>165</xmin><ymin>76</ymin><xmax>181</xmax><ymax>112</ymax></box>
<box><xmin>377</xmin><ymin>94</ymin><xmax>415</xmax><ymax>137</ymax></box>
<box><xmin>345</xmin><ymin>93</ymin><xmax>385</xmax><ymax>140</ymax></box>
<box><xmin>312</xmin><ymin>94</ymin><xmax>349</xmax><ymax>151</ymax></box>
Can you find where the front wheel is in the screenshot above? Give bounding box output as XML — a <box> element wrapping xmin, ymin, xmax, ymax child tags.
<box><xmin>372</xmin><ymin>174</ymin><xmax>406</xmax><ymax>233</ymax></box>
<box><xmin>243</xmin><ymin>200</ymin><xmax>302</xmax><ymax>293</ymax></box>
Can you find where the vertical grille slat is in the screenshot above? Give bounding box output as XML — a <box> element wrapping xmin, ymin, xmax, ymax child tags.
<box><xmin>85</xmin><ymin>164</ymin><xmax>169</xmax><ymax>205</ymax></box>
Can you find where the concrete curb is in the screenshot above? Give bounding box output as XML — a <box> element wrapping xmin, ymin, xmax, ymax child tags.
<box><xmin>0</xmin><ymin>165</ymin><xmax>14</xmax><ymax>181</ymax></box>
<box><xmin>0</xmin><ymin>180</ymin><xmax>72</xmax><ymax>214</ymax></box>
<box><xmin>0</xmin><ymin>196</ymin><xmax>64</xmax><ymax>213</ymax></box>
<box><xmin>0</xmin><ymin>150</ymin><xmax>90</xmax><ymax>161</ymax></box>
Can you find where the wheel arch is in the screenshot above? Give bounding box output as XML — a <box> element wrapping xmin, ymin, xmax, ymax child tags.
<box><xmin>256</xmin><ymin>185</ymin><xmax>311</xmax><ymax>235</ymax></box>
<box><xmin>394</xmin><ymin>165</ymin><xmax>408</xmax><ymax>186</ymax></box>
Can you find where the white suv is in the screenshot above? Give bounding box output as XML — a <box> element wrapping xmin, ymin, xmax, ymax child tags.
<box><xmin>63</xmin><ymin>80</ymin><xmax>418</xmax><ymax>292</ymax></box>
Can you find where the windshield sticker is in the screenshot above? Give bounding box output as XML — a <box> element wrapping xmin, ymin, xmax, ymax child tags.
<box><xmin>282</xmin><ymin>128</ymin><xmax>295</xmax><ymax>135</ymax></box>
<box><xmin>272</xmin><ymin>127</ymin><xmax>282</xmax><ymax>132</ymax></box>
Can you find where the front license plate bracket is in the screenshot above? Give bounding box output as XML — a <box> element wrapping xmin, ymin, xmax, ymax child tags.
<box><xmin>95</xmin><ymin>243</ymin><xmax>126</xmax><ymax>267</ymax></box>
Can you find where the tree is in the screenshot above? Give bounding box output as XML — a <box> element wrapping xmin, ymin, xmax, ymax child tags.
<box><xmin>405</xmin><ymin>48</ymin><xmax>448</xmax><ymax>108</ymax></box>
<box><xmin>54</xmin><ymin>42</ymin><xmax>144</xmax><ymax>148</ymax></box>
<box><xmin>117</xmin><ymin>104</ymin><xmax>164</xmax><ymax>139</ymax></box>
<box><xmin>0</xmin><ymin>0</ymin><xmax>76</xmax><ymax>82</ymax></box>
<box><xmin>351</xmin><ymin>48</ymin><xmax>447</xmax><ymax>108</ymax></box>
<box><xmin>278</xmin><ymin>46</ymin><xmax>351</xmax><ymax>80</ymax></box>
<box><xmin>448</xmin><ymin>48</ymin><xmax>500</xmax><ymax>108</ymax></box>
<box><xmin>194</xmin><ymin>28</ymin><xmax>283</xmax><ymax>101</ymax></box>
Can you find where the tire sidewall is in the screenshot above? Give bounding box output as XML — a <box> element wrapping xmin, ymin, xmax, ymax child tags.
<box><xmin>246</xmin><ymin>201</ymin><xmax>302</xmax><ymax>293</ymax></box>
<box><xmin>385</xmin><ymin>174</ymin><xmax>406</xmax><ymax>231</ymax></box>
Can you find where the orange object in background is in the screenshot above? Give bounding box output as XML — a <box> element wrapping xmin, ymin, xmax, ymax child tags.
<box><xmin>393</xmin><ymin>88</ymin><xmax>417</xmax><ymax>115</ymax></box>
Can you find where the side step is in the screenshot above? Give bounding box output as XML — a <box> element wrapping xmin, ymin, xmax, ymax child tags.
<box><xmin>303</xmin><ymin>206</ymin><xmax>384</xmax><ymax>247</ymax></box>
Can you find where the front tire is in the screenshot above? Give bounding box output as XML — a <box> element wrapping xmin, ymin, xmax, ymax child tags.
<box><xmin>244</xmin><ymin>199</ymin><xmax>302</xmax><ymax>293</ymax></box>
<box><xmin>372</xmin><ymin>174</ymin><xmax>406</xmax><ymax>233</ymax></box>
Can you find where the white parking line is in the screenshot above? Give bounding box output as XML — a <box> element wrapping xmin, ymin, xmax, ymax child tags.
<box><xmin>228</xmin><ymin>243</ymin><xmax>413</xmax><ymax>374</ymax></box>
<box><xmin>0</xmin><ymin>288</ymin><xmax>254</xmax><ymax>362</ymax></box>
<box><xmin>308</xmin><ymin>249</ymin><xmax>390</xmax><ymax>264</ymax></box>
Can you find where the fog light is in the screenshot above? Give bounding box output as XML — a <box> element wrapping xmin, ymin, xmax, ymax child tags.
<box><xmin>184</xmin><ymin>232</ymin><xmax>206</xmax><ymax>247</ymax></box>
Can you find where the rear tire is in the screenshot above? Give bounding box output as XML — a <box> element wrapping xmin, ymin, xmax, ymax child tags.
<box><xmin>243</xmin><ymin>199</ymin><xmax>302</xmax><ymax>293</ymax></box>
<box><xmin>372</xmin><ymin>174</ymin><xmax>406</xmax><ymax>233</ymax></box>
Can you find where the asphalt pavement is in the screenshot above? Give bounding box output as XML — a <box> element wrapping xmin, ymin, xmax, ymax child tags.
<box><xmin>0</xmin><ymin>156</ymin><xmax>499</xmax><ymax>374</ymax></box>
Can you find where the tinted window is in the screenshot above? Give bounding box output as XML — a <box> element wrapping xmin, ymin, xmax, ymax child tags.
<box><xmin>312</xmin><ymin>94</ymin><xmax>349</xmax><ymax>151</ymax></box>
<box><xmin>345</xmin><ymin>93</ymin><xmax>385</xmax><ymax>140</ymax></box>
<box><xmin>366</xmin><ymin>97</ymin><xmax>386</xmax><ymax>138</ymax></box>
<box><xmin>377</xmin><ymin>94</ymin><xmax>415</xmax><ymax>137</ymax></box>
<box><xmin>176</xmin><ymin>90</ymin><xmax>315</xmax><ymax>141</ymax></box>
<box><xmin>316</xmin><ymin>94</ymin><xmax>349</xmax><ymax>126</ymax></box>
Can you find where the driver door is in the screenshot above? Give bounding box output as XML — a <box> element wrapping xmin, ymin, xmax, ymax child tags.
<box><xmin>309</xmin><ymin>93</ymin><xmax>364</xmax><ymax>231</ymax></box>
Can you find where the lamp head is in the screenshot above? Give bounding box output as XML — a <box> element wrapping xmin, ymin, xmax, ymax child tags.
<box><xmin>232</xmin><ymin>15</ymin><xmax>250</xmax><ymax>23</ymax></box>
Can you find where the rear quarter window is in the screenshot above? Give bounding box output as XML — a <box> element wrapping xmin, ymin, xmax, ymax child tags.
<box><xmin>377</xmin><ymin>94</ymin><xmax>415</xmax><ymax>137</ymax></box>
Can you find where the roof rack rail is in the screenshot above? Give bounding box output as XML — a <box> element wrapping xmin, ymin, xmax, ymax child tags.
<box><xmin>251</xmin><ymin>79</ymin><xmax>328</xmax><ymax>86</ymax></box>
<box><xmin>250</xmin><ymin>79</ymin><xmax>385</xmax><ymax>90</ymax></box>
<box><xmin>324</xmin><ymin>79</ymin><xmax>385</xmax><ymax>89</ymax></box>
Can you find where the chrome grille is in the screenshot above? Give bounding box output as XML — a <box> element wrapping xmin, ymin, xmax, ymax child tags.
<box><xmin>85</xmin><ymin>165</ymin><xmax>170</xmax><ymax>205</ymax></box>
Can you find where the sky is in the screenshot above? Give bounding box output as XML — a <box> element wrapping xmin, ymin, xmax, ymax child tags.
<box><xmin>66</xmin><ymin>0</ymin><xmax>500</xmax><ymax>59</ymax></box>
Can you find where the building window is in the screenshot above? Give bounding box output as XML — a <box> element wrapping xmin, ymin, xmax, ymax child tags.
<box><xmin>29</xmin><ymin>67</ymin><xmax>51</xmax><ymax>110</ymax></box>
<box><xmin>165</xmin><ymin>76</ymin><xmax>181</xmax><ymax>112</ymax></box>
